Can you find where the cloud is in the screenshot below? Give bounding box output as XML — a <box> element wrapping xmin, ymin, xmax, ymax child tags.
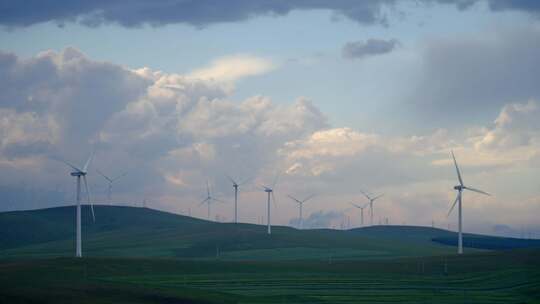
<box><xmin>342</xmin><ymin>38</ymin><xmax>400</xmax><ymax>60</ymax></box>
<box><xmin>407</xmin><ymin>27</ymin><xmax>540</xmax><ymax>127</ymax></box>
<box><xmin>0</xmin><ymin>47</ymin><xmax>328</xmax><ymax>206</ymax></box>
<box><xmin>486</xmin><ymin>0</ymin><xmax>540</xmax><ymax>15</ymax></box>
<box><xmin>289</xmin><ymin>210</ymin><xmax>346</xmax><ymax>229</ymax></box>
<box><xmin>187</xmin><ymin>55</ymin><xmax>275</xmax><ymax>83</ymax></box>
<box><xmin>0</xmin><ymin>0</ymin><xmax>398</xmax><ymax>28</ymax></box>
<box><xmin>1</xmin><ymin>47</ymin><xmax>539</xmax><ymax>235</ymax></box>
<box><xmin>0</xmin><ymin>109</ymin><xmax>59</xmax><ymax>159</ymax></box>
<box><xmin>3</xmin><ymin>1</ymin><xmax>540</xmax><ymax>30</ymax></box>
<box><xmin>474</xmin><ymin>100</ymin><xmax>540</xmax><ymax>150</ymax></box>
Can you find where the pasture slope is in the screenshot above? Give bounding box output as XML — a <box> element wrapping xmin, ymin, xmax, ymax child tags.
<box><xmin>0</xmin><ymin>205</ymin><xmax>539</xmax><ymax>303</ymax></box>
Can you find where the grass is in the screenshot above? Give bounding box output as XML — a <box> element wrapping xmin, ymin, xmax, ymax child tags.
<box><xmin>0</xmin><ymin>249</ymin><xmax>539</xmax><ymax>303</ymax></box>
<box><xmin>1</xmin><ymin>206</ymin><xmax>539</xmax><ymax>303</ymax></box>
<box><xmin>3</xmin><ymin>205</ymin><xmax>534</xmax><ymax>260</ymax></box>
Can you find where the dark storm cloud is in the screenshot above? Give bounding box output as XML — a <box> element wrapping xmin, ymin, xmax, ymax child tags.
<box><xmin>2</xmin><ymin>1</ymin><xmax>540</xmax><ymax>29</ymax></box>
<box><xmin>407</xmin><ymin>27</ymin><xmax>540</xmax><ymax>127</ymax></box>
<box><xmin>342</xmin><ymin>38</ymin><xmax>399</xmax><ymax>60</ymax></box>
<box><xmin>0</xmin><ymin>0</ymin><xmax>397</xmax><ymax>28</ymax></box>
<box><xmin>487</xmin><ymin>0</ymin><xmax>540</xmax><ymax>14</ymax></box>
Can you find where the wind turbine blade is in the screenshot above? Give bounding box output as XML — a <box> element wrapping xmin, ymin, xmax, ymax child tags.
<box><xmin>350</xmin><ymin>202</ymin><xmax>361</xmax><ymax>209</ymax></box>
<box><xmin>239</xmin><ymin>177</ymin><xmax>252</xmax><ymax>186</ymax></box>
<box><xmin>225</xmin><ymin>174</ymin><xmax>237</xmax><ymax>185</ymax></box>
<box><xmin>451</xmin><ymin>150</ymin><xmax>464</xmax><ymax>186</ymax></box>
<box><xmin>372</xmin><ymin>194</ymin><xmax>384</xmax><ymax>202</ymax></box>
<box><xmin>288</xmin><ymin>195</ymin><xmax>301</xmax><ymax>204</ymax></box>
<box><xmin>271</xmin><ymin>192</ymin><xmax>277</xmax><ymax>209</ymax></box>
<box><xmin>83</xmin><ymin>175</ymin><xmax>95</xmax><ymax>222</ymax></box>
<box><xmin>96</xmin><ymin>169</ymin><xmax>113</xmax><ymax>183</ymax></box>
<box><xmin>464</xmin><ymin>186</ymin><xmax>491</xmax><ymax>196</ymax></box>
<box><xmin>112</xmin><ymin>172</ymin><xmax>128</xmax><ymax>181</ymax></box>
<box><xmin>271</xmin><ymin>172</ymin><xmax>280</xmax><ymax>189</ymax></box>
<box><xmin>206</xmin><ymin>180</ymin><xmax>210</xmax><ymax>197</ymax></box>
<box><xmin>82</xmin><ymin>150</ymin><xmax>94</xmax><ymax>173</ymax></box>
<box><xmin>447</xmin><ymin>193</ymin><xmax>460</xmax><ymax>217</ymax></box>
<box><xmin>302</xmin><ymin>194</ymin><xmax>316</xmax><ymax>203</ymax></box>
<box><xmin>199</xmin><ymin>197</ymin><xmax>210</xmax><ymax>206</ymax></box>
<box><xmin>360</xmin><ymin>190</ymin><xmax>371</xmax><ymax>200</ymax></box>
<box><xmin>59</xmin><ymin>159</ymin><xmax>83</xmax><ymax>173</ymax></box>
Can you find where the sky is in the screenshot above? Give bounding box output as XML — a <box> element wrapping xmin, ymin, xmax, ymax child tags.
<box><xmin>1</xmin><ymin>0</ymin><xmax>540</xmax><ymax>238</ymax></box>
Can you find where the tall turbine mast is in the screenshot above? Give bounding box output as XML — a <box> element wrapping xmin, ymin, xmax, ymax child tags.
<box><xmin>59</xmin><ymin>152</ymin><xmax>95</xmax><ymax>258</ymax></box>
<box><xmin>350</xmin><ymin>202</ymin><xmax>368</xmax><ymax>227</ymax></box>
<box><xmin>199</xmin><ymin>181</ymin><xmax>225</xmax><ymax>221</ymax></box>
<box><xmin>447</xmin><ymin>150</ymin><xmax>491</xmax><ymax>254</ymax></box>
<box><xmin>360</xmin><ymin>190</ymin><xmax>384</xmax><ymax>226</ymax></box>
<box><xmin>288</xmin><ymin>194</ymin><xmax>315</xmax><ymax>229</ymax></box>
<box><xmin>97</xmin><ymin>169</ymin><xmax>127</xmax><ymax>204</ymax></box>
<box><xmin>226</xmin><ymin>175</ymin><xmax>249</xmax><ymax>224</ymax></box>
<box><xmin>261</xmin><ymin>173</ymin><xmax>279</xmax><ymax>235</ymax></box>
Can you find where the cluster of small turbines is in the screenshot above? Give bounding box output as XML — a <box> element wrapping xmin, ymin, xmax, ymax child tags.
<box><xmin>59</xmin><ymin>150</ymin><xmax>490</xmax><ymax>257</ymax></box>
<box><xmin>350</xmin><ymin>191</ymin><xmax>384</xmax><ymax>226</ymax></box>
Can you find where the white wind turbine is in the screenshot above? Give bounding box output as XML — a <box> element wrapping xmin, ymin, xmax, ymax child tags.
<box><xmin>59</xmin><ymin>152</ymin><xmax>95</xmax><ymax>258</ymax></box>
<box><xmin>199</xmin><ymin>181</ymin><xmax>225</xmax><ymax>221</ymax></box>
<box><xmin>96</xmin><ymin>170</ymin><xmax>127</xmax><ymax>204</ymax></box>
<box><xmin>350</xmin><ymin>202</ymin><xmax>368</xmax><ymax>227</ymax></box>
<box><xmin>260</xmin><ymin>174</ymin><xmax>279</xmax><ymax>235</ymax></box>
<box><xmin>360</xmin><ymin>190</ymin><xmax>384</xmax><ymax>226</ymax></box>
<box><xmin>287</xmin><ymin>194</ymin><xmax>315</xmax><ymax>229</ymax></box>
<box><xmin>226</xmin><ymin>175</ymin><xmax>250</xmax><ymax>224</ymax></box>
<box><xmin>447</xmin><ymin>150</ymin><xmax>490</xmax><ymax>254</ymax></box>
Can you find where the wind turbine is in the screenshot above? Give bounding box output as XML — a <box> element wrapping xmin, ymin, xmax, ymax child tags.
<box><xmin>261</xmin><ymin>174</ymin><xmax>279</xmax><ymax>235</ymax></box>
<box><xmin>59</xmin><ymin>152</ymin><xmax>95</xmax><ymax>258</ymax></box>
<box><xmin>288</xmin><ymin>194</ymin><xmax>315</xmax><ymax>229</ymax></box>
<box><xmin>360</xmin><ymin>190</ymin><xmax>384</xmax><ymax>226</ymax></box>
<box><xmin>350</xmin><ymin>202</ymin><xmax>368</xmax><ymax>227</ymax></box>
<box><xmin>96</xmin><ymin>170</ymin><xmax>127</xmax><ymax>204</ymax></box>
<box><xmin>447</xmin><ymin>150</ymin><xmax>490</xmax><ymax>254</ymax></box>
<box><xmin>226</xmin><ymin>175</ymin><xmax>249</xmax><ymax>224</ymax></box>
<box><xmin>199</xmin><ymin>181</ymin><xmax>225</xmax><ymax>221</ymax></box>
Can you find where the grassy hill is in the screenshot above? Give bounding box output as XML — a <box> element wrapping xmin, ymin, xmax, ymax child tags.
<box><xmin>1</xmin><ymin>249</ymin><xmax>539</xmax><ymax>303</ymax></box>
<box><xmin>1</xmin><ymin>205</ymin><xmax>538</xmax><ymax>260</ymax></box>
<box><xmin>1</xmin><ymin>206</ymin><xmax>540</xmax><ymax>303</ymax></box>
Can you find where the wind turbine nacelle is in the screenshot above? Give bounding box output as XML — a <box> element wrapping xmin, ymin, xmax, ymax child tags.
<box><xmin>71</xmin><ymin>172</ymin><xmax>84</xmax><ymax>177</ymax></box>
<box><xmin>454</xmin><ymin>185</ymin><xmax>463</xmax><ymax>191</ymax></box>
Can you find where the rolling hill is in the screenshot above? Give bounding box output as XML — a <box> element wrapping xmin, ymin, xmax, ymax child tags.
<box><xmin>1</xmin><ymin>205</ymin><xmax>538</xmax><ymax>259</ymax></box>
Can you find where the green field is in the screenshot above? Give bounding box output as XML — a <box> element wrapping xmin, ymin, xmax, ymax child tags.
<box><xmin>1</xmin><ymin>250</ymin><xmax>539</xmax><ymax>303</ymax></box>
<box><xmin>1</xmin><ymin>206</ymin><xmax>539</xmax><ymax>303</ymax></box>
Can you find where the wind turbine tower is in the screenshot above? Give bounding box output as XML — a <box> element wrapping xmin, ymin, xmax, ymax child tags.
<box><xmin>199</xmin><ymin>181</ymin><xmax>225</xmax><ymax>221</ymax></box>
<box><xmin>447</xmin><ymin>150</ymin><xmax>491</xmax><ymax>254</ymax></box>
<box><xmin>59</xmin><ymin>152</ymin><xmax>95</xmax><ymax>258</ymax></box>
<box><xmin>261</xmin><ymin>174</ymin><xmax>279</xmax><ymax>235</ymax></box>
<box><xmin>288</xmin><ymin>194</ymin><xmax>315</xmax><ymax>229</ymax></box>
<box><xmin>96</xmin><ymin>170</ymin><xmax>127</xmax><ymax>204</ymax></box>
<box><xmin>350</xmin><ymin>202</ymin><xmax>368</xmax><ymax>227</ymax></box>
<box><xmin>360</xmin><ymin>190</ymin><xmax>384</xmax><ymax>226</ymax></box>
<box><xmin>226</xmin><ymin>175</ymin><xmax>249</xmax><ymax>224</ymax></box>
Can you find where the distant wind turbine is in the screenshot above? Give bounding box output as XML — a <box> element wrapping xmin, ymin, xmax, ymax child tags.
<box><xmin>226</xmin><ymin>175</ymin><xmax>249</xmax><ymax>224</ymax></box>
<box><xmin>58</xmin><ymin>151</ymin><xmax>95</xmax><ymax>258</ymax></box>
<box><xmin>447</xmin><ymin>150</ymin><xmax>490</xmax><ymax>254</ymax></box>
<box><xmin>360</xmin><ymin>190</ymin><xmax>384</xmax><ymax>226</ymax></box>
<box><xmin>288</xmin><ymin>194</ymin><xmax>315</xmax><ymax>229</ymax></box>
<box><xmin>199</xmin><ymin>181</ymin><xmax>225</xmax><ymax>221</ymax></box>
<box><xmin>350</xmin><ymin>202</ymin><xmax>368</xmax><ymax>227</ymax></box>
<box><xmin>96</xmin><ymin>169</ymin><xmax>127</xmax><ymax>204</ymax></box>
<box><xmin>261</xmin><ymin>173</ymin><xmax>279</xmax><ymax>235</ymax></box>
